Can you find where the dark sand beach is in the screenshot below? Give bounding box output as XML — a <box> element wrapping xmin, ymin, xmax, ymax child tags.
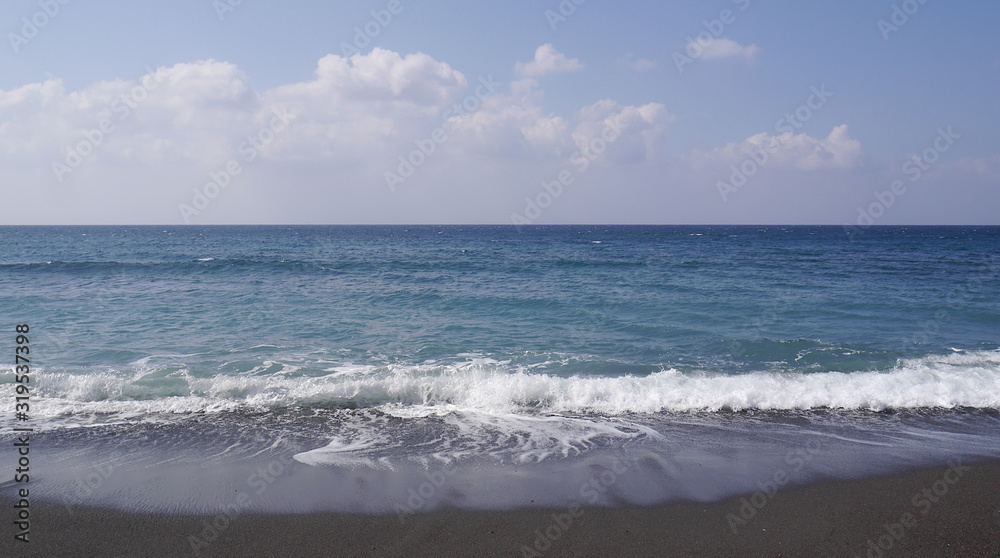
<box><xmin>4</xmin><ymin>460</ymin><xmax>999</xmax><ymax>557</ymax></box>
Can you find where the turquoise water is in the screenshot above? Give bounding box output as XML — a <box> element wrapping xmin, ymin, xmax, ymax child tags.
<box><xmin>2</xmin><ymin>225</ymin><xmax>999</xmax><ymax>512</ymax></box>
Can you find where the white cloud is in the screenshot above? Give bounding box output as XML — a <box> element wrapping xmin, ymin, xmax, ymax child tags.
<box><xmin>275</xmin><ymin>49</ymin><xmax>466</xmax><ymax>108</ymax></box>
<box><xmin>572</xmin><ymin>100</ymin><xmax>672</xmax><ymax>165</ymax></box>
<box><xmin>0</xmin><ymin>48</ymin><xmax>895</xmax><ymax>226</ymax></box>
<box><xmin>515</xmin><ymin>44</ymin><xmax>584</xmax><ymax>77</ymax></box>
<box><xmin>0</xmin><ymin>61</ymin><xmax>257</xmax><ymax>169</ymax></box>
<box><xmin>261</xmin><ymin>48</ymin><xmax>467</xmax><ymax>159</ymax></box>
<box><xmin>0</xmin><ymin>48</ymin><xmax>675</xmax><ymax>223</ymax></box>
<box><xmin>695</xmin><ymin>37</ymin><xmax>759</xmax><ymax>63</ymax></box>
<box><xmin>438</xmin><ymin>81</ymin><xmax>670</xmax><ymax>166</ymax></box>
<box><xmin>437</xmin><ymin>78</ymin><xmax>568</xmax><ymax>157</ymax></box>
<box><xmin>689</xmin><ymin>125</ymin><xmax>863</xmax><ymax>170</ymax></box>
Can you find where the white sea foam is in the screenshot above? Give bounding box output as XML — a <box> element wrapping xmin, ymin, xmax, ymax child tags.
<box><xmin>11</xmin><ymin>352</ymin><xmax>1000</xmax><ymax>509</ymax></box>
<box><xmin>293</xmin><ymin>434</ymin><xmax>395</xmax><ymax>469</ymax></box>
<box><xmin>5</xmin><ymin>350</ymin><xmax>1000</xmax><ymax>425</ymax></box>
<box><xmin>289</xmin><ymin>406</ymin><xmax>662</xmax><ymax>467</ymax></box>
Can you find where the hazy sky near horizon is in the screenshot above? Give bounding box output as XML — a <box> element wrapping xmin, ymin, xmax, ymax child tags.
<box><xmin>1</xmin><ymin>0</ymin><xmax>998</xmax><ymax>225</ymax></box>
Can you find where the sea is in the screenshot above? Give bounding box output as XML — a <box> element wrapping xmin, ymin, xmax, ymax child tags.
<box><xmin>1</xmin><ymin>225</ymin><xmax>999</xmax><ymax>514</ymax></box>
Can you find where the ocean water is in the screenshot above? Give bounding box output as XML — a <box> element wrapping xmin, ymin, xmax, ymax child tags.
<box><xmin>2</xmin><ymin>225</ymin><xmax>999</xmax><ymax>513</ymax></box>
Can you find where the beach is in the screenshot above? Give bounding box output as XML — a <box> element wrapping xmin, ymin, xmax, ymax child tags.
<box><xmin>2</xmin><ymin>226</ymin><xmax>999</xmax><ymax>557</ymax></box>
<box><xmin>3</xmin><ymin>0</ymin><xmax>999</xmax><ymax>549</ymax></box>
<box><xmin>4</xmin><ymin>459</ymin><xmax>999</xmax><ymax>557</ymax></box>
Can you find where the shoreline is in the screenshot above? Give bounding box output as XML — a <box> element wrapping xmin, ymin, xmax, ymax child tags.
<box><xmin>3</xmin><ymin>460</ymin><xmax>999</xmax><ymax>557</ymax></box>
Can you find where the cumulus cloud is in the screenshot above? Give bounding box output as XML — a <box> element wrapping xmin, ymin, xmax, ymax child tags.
<box><xmin>4</xmin><ymin>45</ymin><xmax>986</xmax><ymax>227</ymax></box>
<box><xmin>0</xmin><ymin>48</ymin><xmax>678</xmax><ymax>224</ymax></box>
<box><xmin>274</xmin><ymin>49</ymin><xmax>465</xmax><ymax>108</ymax></box>
<box><xmin>433</xmin><ymin>76</ymin><xmax>567</xmax><ymax>157</ymax></box>
<box><xmin>572</xmin><ymin>100</ymin><xmax>672</xmax><ymax>165</ymax></box>
<box><xmin>515</xmin><ymin>44</ymin><xmax>584</xmax><ymax>77</ymax></box>
<box><xmin>438</xmin><ymin>80</ymin><xmax>670</xmax><ymax>166</ymax></box>
<box><xmin>0</xmin><ymin>60</ymin><xmax>259</xmax><ymax>171</ymax></box>
<box><xmin>262</xmin><ymin>48</ymin><xmax>467</xmax><ymax>159</ymax></box>
<box><xmin>0</xmin><ymin>49</ymin><xmax>470</xmax><ymax>170</ymax></box>
<box><xmin>689</xmin><ymin>125</ymin><xmax>863</xmax><ymax>170</ymax></box>
<box><xmin>695</xmin><ymin>37</ymin><xmax>759</xmax><ymax>63</ymax></box>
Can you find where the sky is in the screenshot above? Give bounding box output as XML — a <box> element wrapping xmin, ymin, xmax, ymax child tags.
<box><xmin>1</xmin><ymin>0</ymin><xmax>998</xmax><ymax>225</ymax></box>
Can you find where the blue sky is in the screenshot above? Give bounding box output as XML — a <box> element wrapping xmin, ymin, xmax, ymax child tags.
<box><xmin>1</xmin><ymin>0</ymin><xmax>998</xmax><ymax>224</ymax></box>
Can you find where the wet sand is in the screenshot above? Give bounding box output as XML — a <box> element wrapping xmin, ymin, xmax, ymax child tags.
<box><xmin>3</xmin><ymin>460</ymin><xmax>999</xmax><ymax>557</ymax></box>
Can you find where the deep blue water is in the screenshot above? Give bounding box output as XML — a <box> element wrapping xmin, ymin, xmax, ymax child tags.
<box><xmin>1</xmin><ymin>225</ymin><xmax>999</xmax><ymax>512</ymax></box>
